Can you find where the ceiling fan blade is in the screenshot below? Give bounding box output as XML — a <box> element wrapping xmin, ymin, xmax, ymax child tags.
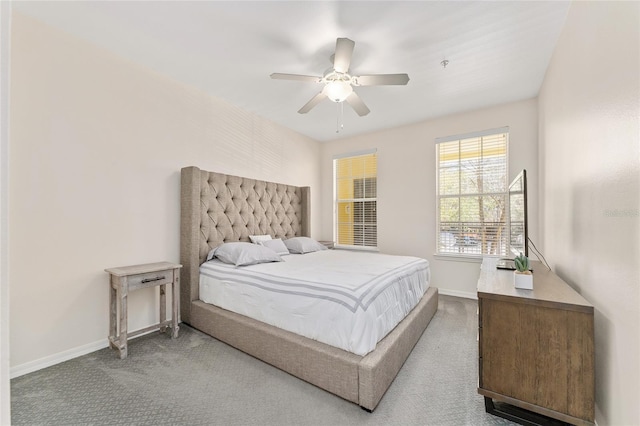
<box><xmin>298</xmin><ymin>92</ymin><xmax>327</xmax><ymax>114</ymax></box>
<box><xmin>345</xmin><ymin>92</ymin><xmax>370</xmax><ymax>117</ymax></box>
<box><xmin>333</xmin><ymin>38</ymin><xmax>355</xmax><ymax>73</ymax></box>
<box><xmin>270</xmin><ymin>73</ymin><xmax>322</xmax><ymax>83</ymax></box>
<box><xmin>353</xmin><ymin>74</ymin><xmax>410</xmax><ymax>86</ymax></box>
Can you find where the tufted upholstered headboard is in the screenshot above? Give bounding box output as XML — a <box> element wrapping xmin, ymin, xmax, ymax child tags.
<box><xmin>179</xmin><ymin>166</ymin><xmax>310</xmax><ymax>323</ymax></box>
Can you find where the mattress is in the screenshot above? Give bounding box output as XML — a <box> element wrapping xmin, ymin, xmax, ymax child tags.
<box><xmin>199</xmin><ymin>249</ymin><xmax>430</xmax><ymax>356</ymax></box>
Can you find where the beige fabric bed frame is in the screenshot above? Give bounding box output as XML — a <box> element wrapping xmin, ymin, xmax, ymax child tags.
<box><xmin>180</xmin><ymin>166</ymin><xmax>438</xmax><ymax>411</ymax></box>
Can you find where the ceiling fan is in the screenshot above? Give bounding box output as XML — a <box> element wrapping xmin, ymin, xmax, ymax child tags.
<box><xmin>271</xmin><ymin>38</ymin><xmax>410</xmax><ymax>117</ymax></box>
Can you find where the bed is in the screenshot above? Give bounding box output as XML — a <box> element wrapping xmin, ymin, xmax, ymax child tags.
<box><xmin>180</xmin><ymin>166</ymin><xmax>438</xmax><ymax>411</ymax></box>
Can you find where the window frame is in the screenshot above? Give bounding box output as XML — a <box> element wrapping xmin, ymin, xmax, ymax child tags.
<box><xmin>435</xmin><ymin>128</ymin><xmax>509</xmax><ymax>259</ymax></box>
<box><xmin>333</xmin><ymin>150</ymin><xmax>378</xmax><ymax>251</ymax></box>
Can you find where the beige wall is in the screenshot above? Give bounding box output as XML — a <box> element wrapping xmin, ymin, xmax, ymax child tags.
<box><xmin>0</xmin><ymin>1</ymin><xmax>11</xmax><ymax>421</ymax></box>
<box><xmin>538</xmin><ymin>2</ymin><xmax>640</xmax><ymax>425</ymax></box>
<box><xmin>320</xmin><ymin>99</ymin><xmax>538</xmax><ymax>297</ymax></box>
<box><xmin>8</xmin><ymin>13</ymin><xmax>320</xmax><ymax>369</ymax></box>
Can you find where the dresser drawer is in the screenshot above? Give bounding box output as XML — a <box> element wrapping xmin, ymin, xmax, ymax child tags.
<box><xmin>127</xmin><ymin>270</ymin><xmax>173</xmax><ymax>291</ymax></box>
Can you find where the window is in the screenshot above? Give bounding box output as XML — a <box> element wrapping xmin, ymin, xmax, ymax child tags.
<box><xmin>436</xmin><ymin>128</ymin><xmax>508</xmax><ymax>256</ymax></box>
<box><xmin>334</xmin><ymin>151</ymin><xmax>377</xmax><ymax>249</ymax></box>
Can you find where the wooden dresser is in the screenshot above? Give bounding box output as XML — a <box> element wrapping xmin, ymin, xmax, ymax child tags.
<box><xmin>477</xmin><ymin>260</ymin><xmax>595</xmax><ymax>426</ymax></box>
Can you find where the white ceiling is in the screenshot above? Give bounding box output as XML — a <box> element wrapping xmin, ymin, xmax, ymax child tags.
<box><xmin>13</xmin><ymin>1</ymin><xmax>570</xmax><ymax>142</ymax></box>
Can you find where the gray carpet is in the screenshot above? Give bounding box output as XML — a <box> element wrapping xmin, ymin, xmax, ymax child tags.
<box><xmin>11</xmin><ymin>295</ymin><xmax>515</xmax><ymax>425</ymax></box>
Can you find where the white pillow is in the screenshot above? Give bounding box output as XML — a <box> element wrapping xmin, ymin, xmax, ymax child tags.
<box><xmin>249</xmin><ymin>234</ymin><xmax>272</xmax><ymax>243</ymax></box>
<box><xmin>283</xmin><ymin>237</ymin><xmax>328</xmax><ymax>254</ymax></box>
<box><xmin>207</xmin><ymin>242</ymin><xmax>282</xmax><ymax>266</ymax></box>
<box><xmin>258</xmin><ymin>238</ymin><xmax>289</xmax><ymax>256</ymax></box>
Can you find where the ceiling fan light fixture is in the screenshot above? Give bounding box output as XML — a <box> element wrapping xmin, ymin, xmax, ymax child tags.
<box><xmin>322</xmin><ymin>80</ymin><xmax>353</xmax><ymax>103</ymax></box>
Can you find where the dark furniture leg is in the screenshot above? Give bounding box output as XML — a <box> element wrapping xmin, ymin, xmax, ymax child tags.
<box><xmin>484</xmin><ymin>397</ymin><xmax>571</xmax><ymax>426</ymax></box>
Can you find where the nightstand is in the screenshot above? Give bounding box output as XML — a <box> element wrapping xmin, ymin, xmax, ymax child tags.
<box><xmin>105</xmin><ymin>262</ymin><xmax>182</xmax><ymax>359</ymax></box>
<box><xmin>319</xmin><ymin>241</ymin><xmax>335</xmax><ymax>249</ymax></box>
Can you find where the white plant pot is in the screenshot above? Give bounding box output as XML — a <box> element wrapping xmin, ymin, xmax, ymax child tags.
<box><xmin>514</xmin><ymin>271</ymin><xmax>533</xmax><ymax>290</ymax></box>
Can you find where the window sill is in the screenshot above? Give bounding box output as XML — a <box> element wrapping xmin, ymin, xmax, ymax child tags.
<box><xmin>335</xmin><ymin>245</ymin><xmax>379</xmax><ymax>253</ymax></box>
<box><xmin>433</xmin><ymin>254</ymin><xmax>493</xmax><ymax>263</ymax></box>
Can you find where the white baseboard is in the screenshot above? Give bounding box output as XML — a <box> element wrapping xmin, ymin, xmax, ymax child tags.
<box><xmin>436</xmin><ymin>288</ymin><xmax>478</xmax><ymax>300</ymax></box>
<box><xmin>10</xmin><ymin>338</ymin><xmax>108</xmax><ymax>379</ymax></box>
<box><xmin>10</xmin><ymin>328</ymin><xmax>158</xmax><ymax>379</ymax></box>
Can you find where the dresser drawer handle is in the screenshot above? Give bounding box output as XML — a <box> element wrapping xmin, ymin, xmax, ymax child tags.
<box><xmin>141</xmin><ymin>275</ymin><xmax>165</xmax><ymax>283</ymax></box>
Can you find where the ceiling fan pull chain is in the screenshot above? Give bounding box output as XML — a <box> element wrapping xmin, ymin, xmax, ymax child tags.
<box><xmin>336</xmin><ymin>101</ymin><xmax>346</xmax><ymax>133</ymax></box>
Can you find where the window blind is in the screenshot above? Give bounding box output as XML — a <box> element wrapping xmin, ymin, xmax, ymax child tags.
<box><xmin>436</xmin><ymin>129</ymin><xmax>508</xmax><ymax>256</ymax></box>
<box><xmin>334</xmin><ymin>152</ymin><xmax>377</xmax><ymax>249</ymax></box>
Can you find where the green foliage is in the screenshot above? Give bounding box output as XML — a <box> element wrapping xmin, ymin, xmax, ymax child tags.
<box><xmin>514</xmin><ymin>252</ymin><xmax>529</xmax><ymax>272</ymax></box>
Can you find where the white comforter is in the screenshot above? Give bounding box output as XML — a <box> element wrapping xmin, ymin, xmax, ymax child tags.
<box><xmin>199</xmin><ymin>249</ymin><xmax>430</xmax><ymax>356</ymax></box>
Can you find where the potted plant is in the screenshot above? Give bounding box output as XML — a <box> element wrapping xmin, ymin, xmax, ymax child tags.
<box><xmin>514</xmin><ymin>252</ymin><xmax>533</xmax><ymax>289</ymax></box>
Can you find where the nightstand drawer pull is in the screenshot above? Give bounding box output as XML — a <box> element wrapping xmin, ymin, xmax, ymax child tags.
<box><xmin>141</xmin><ymin>275</ymin><xmax>165</xmax><ymax>283</ymax></box>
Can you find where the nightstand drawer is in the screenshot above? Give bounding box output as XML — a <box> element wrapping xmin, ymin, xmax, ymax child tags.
<box><xmin>127</xmin><ymin>270</ymin><xmax>173</xmax><ymax>291</ymax></box>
